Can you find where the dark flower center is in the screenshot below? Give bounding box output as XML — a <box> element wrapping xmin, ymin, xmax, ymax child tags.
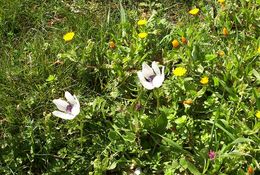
<box><xmin>66</xmin><ymin>104</ymin><xmax>73</xmax><ymax>113</ymax></box>
<box><xmin>145</xmin><ymin>75</ymin><xmax>156</xmax><ymax>82</ymax></box>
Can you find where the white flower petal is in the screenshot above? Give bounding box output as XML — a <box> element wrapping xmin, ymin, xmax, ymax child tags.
<box><xmin>134</xmin><ymin>167</ymin><xmax>141</xmax><ymax>175</ymax></box>
<box><xmin>153</xmin><ymin>74</ymin><xmax>164</xmax><ymax>88</ymax></box>
<box><xmin>53</xmin><ymin>99</ymin><xmax>69</xmax><ymax>112</ymax></box>
<box><xmin>65</xmin><ymin>91</ymin><xmax>77</xmax><ymax>104</ymax></box>
<box><xmin>137</xmin><ymin>71</ymin><xmax>154</xmax><ymax>90</ymax></box>
<box><xmin>161</xmin><ymin>66</ymin><xmax>165</xmax><ymax>76</ymax></box>
<box><xmin>52</xmin><ymin>111</ymin><xmax>76</xmax><ymax>120</ymax></box>
<box><xmin>142</xmin><ymin>62</ymin><xmax>155</xmax><ymax>79</ymax></box>
<box><xmin>71</xmin><ymin>104</ymin><xmax>80</xmax><ymax>116</ymax></box>
<box><xmin>152</xmin><ymin>61</ymin><xmax>161</xmax><ymax>75</ymax></box>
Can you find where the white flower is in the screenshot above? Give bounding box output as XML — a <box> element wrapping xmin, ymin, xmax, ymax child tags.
<box><xmin>137</xmin><ymin>61</ymin><xmax>165</xmax><ymax>90</ymax></box>
<box><xmin>52</xmin><ymin>91</ymin><xmax>80</xmax><ymax>120</ymax></box>
<box><xmin>134</xmin><ymin>167</ymin><xmax>141</xmax><ymax>175</ymax></box>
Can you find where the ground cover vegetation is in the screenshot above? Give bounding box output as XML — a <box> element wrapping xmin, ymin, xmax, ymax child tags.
<box><xmin>0</xmin><ymin>0</ymin><xmax>260</xmax><ymax>174</ymax></box>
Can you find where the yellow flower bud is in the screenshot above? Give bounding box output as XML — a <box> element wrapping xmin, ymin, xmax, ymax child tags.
<box><xmin>181</xmin><ymin>36</ymin><xmax>188</xmax><ymax>44</ymax></box>
<box><xmin>223</xmin><ymin>27</ymin><xmax>228</xmax><ymax>36</ymax></box>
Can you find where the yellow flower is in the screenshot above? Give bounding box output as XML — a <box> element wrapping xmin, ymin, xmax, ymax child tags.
<box><xmin>173</xmin><ymin>67</ymin><xmax>187</xmax><ymax>76</ymax></box>
<box><xmin>183</xmin><ymin>99</ymin><xmax>193</xmax><ymax>105</ymax></box>
<box><xmin>138</xmin><ymin>32</ymin><xmax>148</xmax><ymax>39</ymax></box>
<box><xmin>217</xmin><ymin>50</ymin><xmax>225</xmax><ymax>57</ymax></box>
<box><xmin>189</xmin><ymin>8</ymin><xmax>199</xmax><ymax>15</ymax></box>
<box><xmin>200</xmin><ymin>76</ymin><xmax>209</xmax><ymax>85</ymax></box>
<box><xmin>137</xmin><ymin>19</ymin><xmax>147</xmax><ymax>26</ymax></box>
<box><xmin>63</xmin><ymin>32</ymin><xmax>75</xmax><ymax>41</ymax></box>
<box><xmin>218</xmin><ymin>0</ymin><xmax>225</xmax><ymax>3</ymax></box>
<box><xmin>258</xmin><ymin>47</ymin><xmax>260</xmax><ymax>53</ymax></box>
<box><xmin>256</xmin><ymin>111</ymin><xmax>260</xmax><ymax>119</ymax></box>
<box><xmin>109</xmin><ymin>41</ymin><xmax>116</xmax><ymax>49</ymax></box>
<box><xmin>223</xmin><ymin>27</ymin><xmax>228</xmax><ymax>36</ymax></box>
<box><xmin>172</xmin><ymin>39</ymin><xmax>179</xmax><ymax>48</ymax></box>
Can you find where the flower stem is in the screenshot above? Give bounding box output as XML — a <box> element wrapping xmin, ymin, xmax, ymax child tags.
<box><xmin>154</xmin><ymin>89</ymin><xmax>160</xmax><ymax>114</ymax></box>
<box><xmin>80</xmin><ymin>120</ymin><xmax>83</xmax><ymax>148</ymax></box>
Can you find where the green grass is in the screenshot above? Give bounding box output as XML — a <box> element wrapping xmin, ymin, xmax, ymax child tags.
<box><xmin>0</xmin><ymin>0</ymin><xmax>260</xmax><ymax>174</ymax></box>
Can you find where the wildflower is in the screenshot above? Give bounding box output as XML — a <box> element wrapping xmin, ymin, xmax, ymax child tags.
<box><xmin>223</xmin><ymin>27</ymin><xmax>228</xmax><ymax>36</ymax></box>
<box><xmin>183</xmin><ymin>99</ymin><xmax>193</xmax><ymax>105</ymax></box>
<box><xmin>172</xmin><ymin>39</ymin><xmax>179</xmax><ymax>48</ymax></box>
<box><xmin>137</xmin><ymin>19</ymin><xmax>147</xmax><ymax>26</ymax></box>
<box><xmin>189</xmin><ymin>8</ymin><xmax>199</xmax><ymax>15</ymax></box>
<box><xmin>208</xmin><ymin>150</ymin><xmax>216</xmax><ymax>160</ymax></box>
<box><xmin>200</xmin><ymin>76</ymin><xmax>209</xmax><ymax>85</ymax></box>
<box><xmin>138</xmin><ymin>32</ymin><xmax>148</xmax><ymax>39</ymax></box>
<box><xmin>256</xmin><ymin>111</ymin><xmax>260</xmax><ymax>119</ymax></box>
<box><xmin>52</xmin><ymin>91</ymin><xmax>80</xmax><ymax>120</ymax></box>
<box><xmin>218</xmin><ymin>0</ymin><xmax>225</xmax><ymax>3</ymax></box>
<box><xmin>247</xmin><ymin>165</ymin><xmax>254</xmax><ymax>174</ymax></box>
<box><xmin>134</xmin><ymin>167</ymin><xmax>141</xmax><ymax>175</ymax></box>
<box><xmin>258</xmin><ymin>47</ymin><xmax>260</xmax><ymax>53</ymax></box>
<box><xmin>137</xmin><ymin>61</ymin><xmax>165</xmax><ymax>90</ymax></box>
<box><xmin>217</xmin><ymin>50</ymin><xmax>225</xmax><ymax>57</ymax></box>
<box><xmin>63</xmin><ymin>32</ymin><xmax>75</xmax><ymax>41</ymax></box>
<box><xmin>181</xmin><ymin>36</ymin><xmax>188</xmax><ymax>44</ymax></box>
<box><xmin>173</xmin><ymin>67</ymin><xmax>187</xmax><ymax>76</ymax></box>
<box><xmin>109</xmin><ymin>41</ymin><xmax>116</xmax><ymax>49</ymax></box>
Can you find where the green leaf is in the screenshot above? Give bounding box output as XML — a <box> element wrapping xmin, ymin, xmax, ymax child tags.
<box><xmin>214</xmin><ymin>122</ymin><xmax>235</xmax><ymax>140</ymax></box>
<box><xmin>221</xmin><ymin>137</ymin><xmax>255</xmax><ymax>153</ymax></box>
<box><xmin>252</xmin><ymin>69</ymin><xmax>260</xmax><ymax>81</ymax></box>
<box><xmin>107</xmin><ymin>161</ymin><xmax>117</xmax><ymax>170</ymax></box>
<box><xmin>157</xmin><ymin>134</ymin><xmax>192</xmax><ymax>156</ymax></box>
<box><xmin>180</xmin><ymin>158</ymin><xmax>201</xmax><ymax>175</ymax></box>
<box><xmin>57</xmin><ymin>50</ymin><xmax>77</xmax><ymax>62</ymax></box>
<box><xmin>205</xmin><ymin>54</ymin><xmax>217</xmax><ymax>61</ymax></box>
<box><xmin>122</xmin><ymin>132</ymin><xmax>136</xmax><ymax>142</ymax></box>
<box><xmin>230</xmin><ymin>137</ymin><xmax>254</xmax><ymax>145</ymax></box>
<box><xmin>219</xmin><ymin>79</ymin><xmax>236</xmax><ymax>98</ymax></box>
<box><xmin>175</xmin><ymin>115</ymin><xmax>187</xmax><ymax>125</ymax></box>
<box><xmin>108</xmin><ymin>130</ymin><xmax>120</xmax><ymax>141</ymax></box>
<box><xmin>46</xmin><ymin>75</ymin><xmax>56</xmax><ymax>82</ymax></box>
<box><xmin>154</xmin><ymin>115</ymin><xmax>168</xmax><ymax>134</ymax></box>
<box><xmin>213</xmin><ymin>76</ymin><xmax>220</xmax><ymax>87</ymax></box>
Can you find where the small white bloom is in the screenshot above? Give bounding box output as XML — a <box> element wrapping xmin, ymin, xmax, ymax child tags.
<box><xmin>137</xmin><ymin>61</ymin><xmax>165</xmax><ymax>90</ymax></box>
<box><xmin>52</xmin><ymin>91</ymin><xmax>80</xmax><ymax>120</ymax></box>
<box><xmin>134</xmin><ymin>167</ymin><xmax>141</xmax><ymax>175</ymax></box>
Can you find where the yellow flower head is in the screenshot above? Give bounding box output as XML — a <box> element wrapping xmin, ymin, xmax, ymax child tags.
<box><xmin>200</xmin><ymin>76</ymin><xmax>209</xmax><ymax>85</ymax></box>
<box><xmin>109</xmin><ymin>41</ymin><xmax>116</xmax><ymax>49</ymax></box>
<box><xmin>138</xmin><ymin>32</ymin><xmax>148</xmax><ymax>39</ymax></box>
<box><xmin>257</xmin><ymin>47</ymin><xmax>260</xmax><ymax>53</ymax></box>
<box><xmin>218</xmin><ymin>0</ymin><xmax>225</xmax><ymax>3</ymax></box>
<box><xmin>217</xmin><ymin>50</ymin><xmax>225</xmax><ymax>57</ymax></box>
<box><xmin>256</xmin><ymin>111</ymin><xmax>260</xmax><ymax>119</ymax></box>
<box><xmin>172</xmin><ymin>39</ymin><xmax>179</xmax><ymax>48</ymax></box>
<box><xmin>189</xmin><ymin>8</ymin><xmax>199</xmax><ymax>15</ymax></box>
<box><xmin>223</xmin><ymin>27</ymin><xmax>228</xmax><ymax>36</ymax></box>
<box><xmin>137</xmin><ymin>19</ymin><xmax>147</xmax><ymax>26</ymax></box>
<box><xmin>173</xmin><ymin>67</ymin><xmax>187</xmax><ymax>76</ymax></box>
<box><xmin>63</xmin><ymin>32</ymin><xmax>75</xmax><ymax>41</ymax></box>
<box><xmin>183</xmin><ymin>99</ymin><xmax>193</xmax><ymax>105</ymax></box>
